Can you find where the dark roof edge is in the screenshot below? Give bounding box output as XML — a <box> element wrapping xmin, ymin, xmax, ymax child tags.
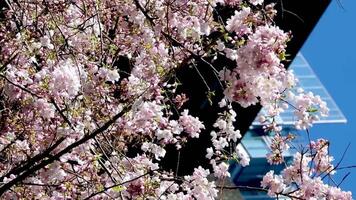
<box><xmin>235</xmin><ymin>0</ymin><xmax>332</xmax><ymax>136</ymax></box>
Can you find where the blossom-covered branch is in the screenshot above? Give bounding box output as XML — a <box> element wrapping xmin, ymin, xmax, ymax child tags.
<box><xmin>0</xmin><ymin>0</ymin><xmax>352</xmax><ymax>199</ymax></box>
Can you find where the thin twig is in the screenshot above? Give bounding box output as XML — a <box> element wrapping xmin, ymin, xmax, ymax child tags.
<box><xmin>83</xmin><ymin>170</ymin><xmax>156</xmax><ymax>200</ymax></box>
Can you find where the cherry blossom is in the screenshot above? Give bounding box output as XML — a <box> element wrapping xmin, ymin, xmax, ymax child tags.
<box><xmin>0</xmin><ymin>0</ymin><xmax>352</xmax><ymax>199</ymax></box>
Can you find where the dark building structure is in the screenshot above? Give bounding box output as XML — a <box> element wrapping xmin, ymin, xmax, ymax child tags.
<box><xmin>162</xmin><ymin>0</ymin><xmax>332</xmax><ymax>176</ymax></box>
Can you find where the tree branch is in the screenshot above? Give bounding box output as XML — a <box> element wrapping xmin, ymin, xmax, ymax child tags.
<box><xmin>0</xmin><ymin>105</ymin><xmax>132</xmax><ymax>196</ymax></box>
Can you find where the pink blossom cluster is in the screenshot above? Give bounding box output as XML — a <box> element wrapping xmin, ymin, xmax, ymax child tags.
<box><xmin>220</xmin><ymin>17</ymin><xmax>294</xmax><ymax>108</ymax></box>
<box><xmin>205</xmin><ymin>102</ymin><xmax>250</xmax><ymax>180</ymax></box>
<box><xmin>266</xmin><ymin>133</ymin><xmax>294</xmax><ymax>165</ymax></box>
<box><xmin>261</xmin><ymin>139</ymin><xmax>352</xmax><ymax>200</ymax></box>
<box><xmin>291</xmin><ymin>90</ymin><xmax>330</xmax><ymax>130</ymax></box>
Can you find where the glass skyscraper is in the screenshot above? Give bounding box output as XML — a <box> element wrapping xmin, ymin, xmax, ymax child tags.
<box><xmin>224</xmin><ymin>53</ymin><xmax>346</xmax><ymax>200</ymax></box>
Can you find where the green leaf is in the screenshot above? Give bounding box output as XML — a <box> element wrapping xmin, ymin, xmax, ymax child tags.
<box><xmin>279</xmin><ymin>52</ymin><xmax>286</xmax><ymax>61</ymax></box>
<box><xmin>207</xmin><ymin>91</ymin><xmax>216</xmax><ymax>105</ymax></box>
<box><xmin>112</xmin><ymin>185</ymin><xmax>125</xmax><ymax>192</ymax></box>
<box><xmin>307</xmin><ymin>107</ymin><xmax>318</xmax><ymax>113</ymax></box>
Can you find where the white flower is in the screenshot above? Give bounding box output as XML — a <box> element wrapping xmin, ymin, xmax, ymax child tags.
<box><xmin>200</xmin><ymin>22</ymin><xmax>211</xmax><ymax>35</ymax></box>
<box><xmin>34</xmin><ymin>99</ymin><xmax>55</xmax><ymax>119</ymax></box>
<box><xmin>206</xmin><ymin>147</ymin><xmax>214</xmax><ymax>159</ymax></box>
<box><xmin>249</xmin><ymin>0</ymin><xmax>263</xmax><ymax>5</ymax></box>
<box><xmin>50</xmin><ymin>59</ymin><xmax>82</xmax><ymax>99</ymax></box>
<box><xmin>40</xmin><ymin>35</ymin><xmax>54</xmax><ymax>49</ymax></box>
<box><xmin>213</xmin><ymin>162</ymin><xmax>230</xmax><ymax>178</ymax></box>
<box><xmin>107</xmin><ymin>69</ymin><xmax>120</xmax><ymax>82</ymax></box>
<box><xmin>216</xmin><ymin>40</ymin><xmax>225</xmax><ymax>52</ymax></box>
<box><xmin>98</xmin><ymin>68</ymin><xmax>120</xmax><ymax>83</ymax></box>
<box><xmin>226</xmin><ymin>7</ymin><xmax>251</xmax><ymax>35</ymax></box>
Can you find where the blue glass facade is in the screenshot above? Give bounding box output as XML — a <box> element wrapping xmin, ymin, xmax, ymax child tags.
<box><xmin>252</xmin><ymin>53</ymin><xmax>346</xmax><ymax>126</ymax></box>
<box><xmin>228</xmin><ymin>53</ymin><xmax>346</xmax><ymax>200</ymax></box>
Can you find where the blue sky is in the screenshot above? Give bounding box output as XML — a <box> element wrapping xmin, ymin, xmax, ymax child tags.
<box><xmin>301</xmin><ymin>0</ymin><xmax>356</xmax><ymax>194</ymax></box>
